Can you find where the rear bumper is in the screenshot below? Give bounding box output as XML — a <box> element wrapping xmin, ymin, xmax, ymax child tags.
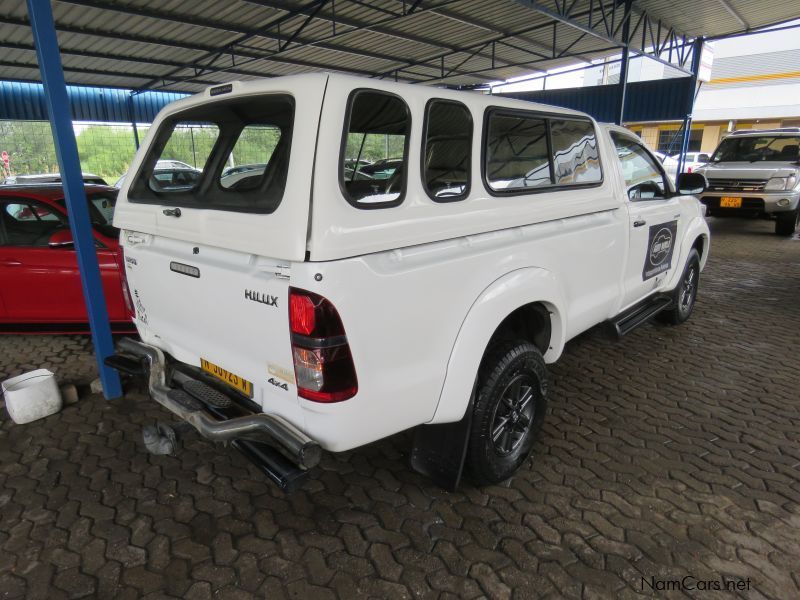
<box><xmin>109</xmin><ymin>337</ymin><xmax>322</xmax><ymax>471</ymax></box>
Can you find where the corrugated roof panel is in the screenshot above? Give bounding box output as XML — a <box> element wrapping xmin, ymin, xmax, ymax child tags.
<box><xmin>638</xmin><ymin>0</ymin><xmax>800</xmax><ymax>38</ymax></box>
<box><xmin>0</xmin><ymin>0</ymin><xmax>796</xmax><ymax>93</ymax></box>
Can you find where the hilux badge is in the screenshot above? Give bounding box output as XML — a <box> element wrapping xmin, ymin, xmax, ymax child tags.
<box><xmin>245</xmin><ymin>289</ymin><xmax>278</xmax><ymax>307</ymax></box>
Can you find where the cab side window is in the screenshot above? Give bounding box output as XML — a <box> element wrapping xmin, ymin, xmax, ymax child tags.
<box><xmin>485</xmin><ymin>111</ymin><xmax>551</xmax><ymax>192</ymax></box>
<box><xmin>1</xmin><ymin>201</ymin><xmax>67</xmax><ymax>247</ymax></box>
<box><xmin>550</xmin><ymin>119</ymin><xmax>602</xmax><ymax>185</ymax></box>
<box><xmin>341</xmin><ymin>90</ymin><xmax>411</xmax><ymax>208</ymax></box>
<box><xmin>611</xmin><ymin>133</ymin><xmax>669</xmax><ymax>200</ymax></box>
<box><xmin>422</xmin><ymin>100</ymin><xmax>472</xmax><ymax>202</ymax></box>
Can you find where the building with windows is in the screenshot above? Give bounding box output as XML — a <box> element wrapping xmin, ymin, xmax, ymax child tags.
<box><xmin>626</xmin><ymin>24</ymin><xmax>800</xmax><ymax>156</ymax></box>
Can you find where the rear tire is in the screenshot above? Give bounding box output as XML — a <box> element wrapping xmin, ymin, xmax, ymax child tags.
<box><xmin>658</xmin><ymin>248</ymin><xmax>700</xmax><ymax>325</ymax></box>
<box><xmin>775</xmin><ymin>209</ymin><xmax>799</xmax><ymax>236</ymax></box>
<box><xmin>467</xmin><ymin>340</ymin><xmax>548</xmax><ymax>485</ymax></box>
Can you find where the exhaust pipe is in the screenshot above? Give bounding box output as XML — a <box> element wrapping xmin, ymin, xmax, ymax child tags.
<box><xmin>116</xmin><ymin>337</ymin><xmax>321</xmax><ymax>470</ymax></box>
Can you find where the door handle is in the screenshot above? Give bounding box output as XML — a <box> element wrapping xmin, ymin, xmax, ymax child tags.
<box><xmin>162</xmin><ymin>207</ymin><xmax>182</xmax><ymax>217</ymax></box>
<box><xmin>0</xmin><ymin>259</ymin><xmax>22</xmax><ymax>266</ymax></box>
<box><xmin>633</xmin><ymin>219</ymin><xmax>647</xmax><ymax>227</ymax></box>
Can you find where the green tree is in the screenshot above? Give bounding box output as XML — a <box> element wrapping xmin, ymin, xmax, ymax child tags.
<box><xmin>0</xmin><ymin>120</ymin><xmax>58</xmax><ymax>177</ymax></box>
<box><xmin>345</xmin><ymin>133</ymin><xmax>405</xmax><ymax>163</ymax></box>
<box><xmin>76</xmin><ymin>125</ymin><xmax>138</xmax><ymax>181</ymax></box>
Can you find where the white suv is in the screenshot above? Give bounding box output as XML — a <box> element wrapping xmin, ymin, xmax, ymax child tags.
<box><xmin>697</xmin><ymin>128</ymin><xmax>800</xmax><ymax>236</ymax></box>
<box><xmin>110</xmin><ymin>73</ymin><xmax>710</xmax><ymax>490</ymax></box>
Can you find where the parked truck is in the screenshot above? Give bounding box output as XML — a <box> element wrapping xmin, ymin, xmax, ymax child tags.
<box><xmin>108</xmin><ymin>74</ymin><xmax>710</xmax><ymax>490</ymax></box>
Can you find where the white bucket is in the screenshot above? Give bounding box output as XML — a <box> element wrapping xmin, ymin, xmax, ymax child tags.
<box><xmin>2</xmin><ymin>369</ymin><xmax>62</xmax><ymax>424</ymax></box>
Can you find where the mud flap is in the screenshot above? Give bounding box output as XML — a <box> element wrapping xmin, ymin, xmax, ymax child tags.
<box><xmin>410</xmin><ymin>397</ymin><xmax>473</xmax><ymax>492</ymax></box>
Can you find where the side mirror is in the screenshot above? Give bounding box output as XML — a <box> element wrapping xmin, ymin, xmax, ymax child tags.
<box><xmin>698</xmin><ymin>153</ymin><xmax>710</xmax><ymax>163</ymax></box>
<box><xmin>676</xmin><ymin>172</ymin><xmax>707</xmax><ymax>195</ymax></box>
<box><xmin>48</xmin><ymin>229</ymin><xmax>74</xmax><ymax>248</ymax></box>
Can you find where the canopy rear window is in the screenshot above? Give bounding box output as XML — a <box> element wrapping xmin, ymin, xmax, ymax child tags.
<box><xmin>128</xmin><ymin>94</ymin><xmax>295</xmax><ymax>213</ymax></box>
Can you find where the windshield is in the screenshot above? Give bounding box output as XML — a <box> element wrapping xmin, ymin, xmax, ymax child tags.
<box><xmin>711</xmin><ymin>136</ymin><xmax>800</xmax><ymax>163</ymax></box>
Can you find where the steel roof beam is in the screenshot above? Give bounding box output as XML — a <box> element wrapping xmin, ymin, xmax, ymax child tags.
<box><xmin>241</xmin><ymin>0</ymin><xmax>499</xmax><ymax>55</ymax></box>
<box><xmin>242</xmin><ymin>0</ymin><xmax>526</xmax><ymax>74</ymax></box>
<box><xmin>373</xmin><ymin>1</ymin><xmax>662</xmax><ymax>81</ymax></box>
<box><xmin>194</xmin><ymin>0</ymin><xmax>336</xmax><ymax>82</ymax></box>
<box><xmin>395</xmin><ymin>1</ymin><xmax>591</xmax><ymax>64</ymax></box>
<box><xmin>50</xmin><ymin>0</ymin><xmax>505</xmax><ymax>88</ymax></box>
<box><xmin>714</xmin><ymin>0</ymin><xmax>750</xmax><ymax>30</ymax></box>
<box><xmin>415</xmin><ymin>44</ymin><xmax>620</xmax><ymax>84</ymax></box>
<box><xmin>56</xmin><ymin>0</ymin><xmax>510</xmax><ymax>71</ymax></box>
<box><xmin>137</xmin><ymin>0</ymin><xmax>333</xmax><ymax>89</ymax></box>
<box><xmin>55</xmin><ymin>0</ymin><xmax>429</xmax><ymax>66</ymax></box>
<box><xmin>0</xmin><ymin>59</ymin><xmax>218</xmax><ymax>87</ymax></box>
<box><xmin>373</xmin><ymin>11</ymin><xmax>614</xmax><ymax>80</ymax></box>
<box><xmin>0</xmin><ymin>41</ymin><xmax>284</xmax><ymax>80</ymax></box>
<box><xmin>0</xmin><ymin>15</ymin><xmax>382</xmax><ymax>79</ymax></box>
<box><xmin>278</xmin><ymin>0</ymin><xmax>329</xmax><ymax>52</ymax></box>
<box><xmin>514</xmin><ymin>0</ymin><xmax>694</xmax><ymax>76</ymax></box>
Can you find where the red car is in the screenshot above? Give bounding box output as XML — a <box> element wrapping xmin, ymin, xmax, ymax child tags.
<box><xmin>0</xmin><ymin>184</ymin><xmax>134</xmax><ymax>333</ymax></box>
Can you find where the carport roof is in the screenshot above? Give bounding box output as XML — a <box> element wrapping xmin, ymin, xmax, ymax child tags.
<box><xmin>1</xmin><ymin>0</ymin><xmax>797</xmax><ymax>94</ymax></box>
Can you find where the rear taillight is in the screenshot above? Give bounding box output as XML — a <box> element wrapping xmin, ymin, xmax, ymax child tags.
<box><xmin>289</xmin><ymin>287</ymin><xmax>357</xmax><ymax>402</ymax></box>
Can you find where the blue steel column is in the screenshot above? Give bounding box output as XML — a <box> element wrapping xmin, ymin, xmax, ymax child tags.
<box><xmin>26</xmin><ymin>0</ymin><xmax>123</xmax><ymax>399</ymax></box>
<box><xmin>615</xmin><ymin>0</ymin><xmax>633</xmax><ymax>125</ymax></box>
<box><xmin>676</xmin><ymin>37</ymin><xmax>705</xmax><ymax>176</ymax></box>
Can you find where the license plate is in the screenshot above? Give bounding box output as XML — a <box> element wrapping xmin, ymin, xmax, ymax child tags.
<box><xmin>720</xmin><ymin>196</ymin><xmax>742</xmax><ymax>208</ymax></box>
<box><xmin>200</xmin><ymin>358</ymin><xmax>253</xmax><ymax>397</ymax></box>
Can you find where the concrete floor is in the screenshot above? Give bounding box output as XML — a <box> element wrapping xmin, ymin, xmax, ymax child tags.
<box><xmin>1</xmin><ymin>217</ymin><xmax>799</xmax><ymax>599</ymax></box>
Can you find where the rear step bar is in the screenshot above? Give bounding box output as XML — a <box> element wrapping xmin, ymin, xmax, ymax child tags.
<box><xmin>107</xmin><ymin>338</ymin><xmax>322</xmax><ymax>478</ymax></box>
<box><xmin>612</xmin><ymin>295</ymin><xmax>672</xmax><ymax>338</ymax></box>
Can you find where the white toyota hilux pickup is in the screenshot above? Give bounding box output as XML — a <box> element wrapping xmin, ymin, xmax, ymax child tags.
<box><xmin>110</xmin><ymin>73</ymin><xmax>710</xmax><ymax>490</ymax></box>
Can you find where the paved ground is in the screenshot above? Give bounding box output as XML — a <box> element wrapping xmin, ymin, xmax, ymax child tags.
<box><xmin>1</xmin><ymin>217</ymin><xmax>799</xmax><ymax>599</ymax></box>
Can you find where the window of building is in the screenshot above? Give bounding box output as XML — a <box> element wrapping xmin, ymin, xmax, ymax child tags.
<box><xmin>657</xmin><ymin>128</ymin><xmax>702</xmax><ymax>155</ymax></box>
<box><xmin>422</xmin><ymin>100</ymin><xmax>472</xmax><ymax>201</ymax></box>
<box><xmin>341</xmin><ymin>90</ymin><xmax>410</xmax><ymax>208</ymax></box>
<box><xmin>549</xmin><ymin>119</ymin><xmax>602</xmax><ymax>185</ymax></box>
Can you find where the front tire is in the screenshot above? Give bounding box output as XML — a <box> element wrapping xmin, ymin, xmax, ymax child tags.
<box><xmin>658</xmin><ymin>248</ymin><xmax>700</xmax><ymax>325</ymax></box>
<box><xmin>467</xmin><ymin>341</ymin><xmax>548</xmax><ymax>485</ymax></box>
<box><xmin>775</xmin><ymin>209</ymin><xmax>799</xmax><ymax>236</ymax></box>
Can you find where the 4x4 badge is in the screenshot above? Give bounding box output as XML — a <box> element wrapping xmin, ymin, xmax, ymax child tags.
<box><xmin>245</xmin><ymin>290</ymin><xmax>278</xmax><ymax>307</ymax></box>
<box><xmin>268</xmin><ymin>377</ymin><xmax>289</xmax><ymax>391</ymax></box>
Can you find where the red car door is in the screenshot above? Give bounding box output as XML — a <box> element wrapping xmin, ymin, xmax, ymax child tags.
<box><xmin>0</xmin><ymin>198</ymin><xmax>126</xmax><ymax>324</ymax></box>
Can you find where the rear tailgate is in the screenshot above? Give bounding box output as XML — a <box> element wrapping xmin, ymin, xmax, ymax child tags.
<box><xmin>121</xmin><ymin>233</ymin><xmax>297</xmax><ymax>413</ymax></box>
<box><xmin>113</xmin><ymin>75</ymin><xmax>329</xmax><ymax>418</ymax></box>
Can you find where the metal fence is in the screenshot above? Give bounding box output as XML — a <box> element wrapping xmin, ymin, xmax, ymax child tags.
<box><xmin>0</xmin><ymin>120</ymin><xmax>148</xmax><ymax>185</ymax></box>
<box><xmin>0</xmin><ymin>120</ymin><xmax>299</xmax><ymax>186</ymax></box>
